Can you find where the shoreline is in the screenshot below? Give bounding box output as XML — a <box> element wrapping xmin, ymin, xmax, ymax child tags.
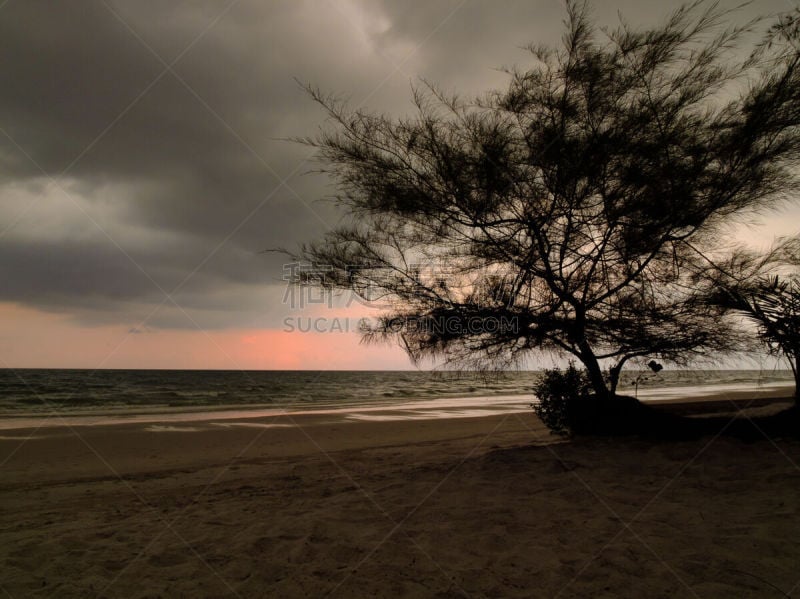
<box><xmin>0</xmin><ymin>381</ymin><xmax>794</xmax><ymax>432</ymax></box>
<box><xmin>1</xmin><ymin>388</ymin><xmax>795</xmax><ymax>485</ymax></box>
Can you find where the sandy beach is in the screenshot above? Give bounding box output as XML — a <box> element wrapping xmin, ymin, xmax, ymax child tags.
<box><xmin>2</xmin><ymin>391</ymin><xmax>800</xmax><ymax>598</ymax></box>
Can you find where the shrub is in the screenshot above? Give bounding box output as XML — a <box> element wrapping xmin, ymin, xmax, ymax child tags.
<box><xmin>532</xmin><ymin>363</ymin><xmax>592</xmax><ymax>436</ymax></box>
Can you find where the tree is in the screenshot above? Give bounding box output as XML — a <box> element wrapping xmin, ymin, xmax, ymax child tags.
<box><xmin>731</xmin><ymin>277</ymin><xmax>800</xmax><ymax>401</ymax></box>
<box><xmin>290</xmin><ymin>1</ymin><xmax>800</xmax><ymax>400</ymax></box>
<box><xmin>708</xmin><ymin>237</ymin><xmax>800</xmax><ymax>402</ymax></box>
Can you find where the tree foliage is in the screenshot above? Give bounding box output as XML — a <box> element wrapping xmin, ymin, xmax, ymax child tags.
<box><xmin>291</xmin><ymin>1</ymin><xmax>800</xmax><ymax>399</ymax></box>
<box><xmin>708</xmin><ymin>237</ymin><xmax>800</xmax><ymax>399</ymax></box>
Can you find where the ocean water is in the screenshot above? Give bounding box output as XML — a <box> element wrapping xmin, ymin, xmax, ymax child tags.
<box><xmin>0</xmin><ymin>368</ymin><xmax>794</xmax><ymax>417</ymax></box>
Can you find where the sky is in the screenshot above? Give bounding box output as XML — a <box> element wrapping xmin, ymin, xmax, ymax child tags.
<box><xmin>0</xmin><ymin>0</ymin><xmax>797</xmax><ymax>370</ymax></box>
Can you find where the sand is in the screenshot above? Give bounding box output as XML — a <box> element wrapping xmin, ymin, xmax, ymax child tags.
<box><xmin>2</xmin><ymin>394</ymin><xmax>800</xmax><ymax>598</ymax></box>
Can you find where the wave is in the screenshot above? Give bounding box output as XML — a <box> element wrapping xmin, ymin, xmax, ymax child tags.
<box><xmin>0</xmin><ymin>368</ymin><xmax>793</xmax><ymax>417</ymax></box>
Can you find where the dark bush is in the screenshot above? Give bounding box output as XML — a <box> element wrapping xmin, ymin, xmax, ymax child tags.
<box><xmin>532</xmin><ymin>364</ymin><xmax>592</xmax><ymax>436</ymax></box>
<box><xmin>533</xmin><ymin>363</ymin><xmax>665</xmax><ymax>436</ymax></box>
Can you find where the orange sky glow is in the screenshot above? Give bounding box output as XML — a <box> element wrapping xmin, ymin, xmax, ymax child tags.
<box><xmin>0</xmin><ymin>303</ymin><xmax>408</xmax><ymax>370</ymax></box>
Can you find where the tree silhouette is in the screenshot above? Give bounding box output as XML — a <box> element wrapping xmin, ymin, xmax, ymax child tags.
<box><xmin>708</xmin><ymin>238</ymin><xmax>800</xmax><ymax>401</ymax></box>
<box><xmin>734</xmin><ymin>277</ymin><xmax>800</xmax><ymax>400</ymax></box>
<box><xmin>291</xmin><ymin>1</ymin><xmax>800</xmax><ymax>400</ymax></box>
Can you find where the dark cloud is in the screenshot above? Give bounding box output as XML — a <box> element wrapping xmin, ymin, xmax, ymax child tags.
<box><xmin>0</xmin><ymin>0</ymin><xmax>788</xmax><ymax>330</ymax></box>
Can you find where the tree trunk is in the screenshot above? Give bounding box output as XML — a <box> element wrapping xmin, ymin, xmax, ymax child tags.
<box><xmin>608</xmin><ymin>361</ymin><xmax>625</xmax><ymax>396</ymax></box>
<box><xmin>794</xmin><ymin>355</ymin><xmax>799</xmax><ymax>407</ymax></box>
<box><xmin>578</xmin><ymin>341</ymin><xmax>611</xmax><ymax>400</ymax></box>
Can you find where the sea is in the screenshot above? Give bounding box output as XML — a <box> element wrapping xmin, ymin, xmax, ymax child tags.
<box><xmin>0</xmin><ymin>368</ymin><xmax>794</xmax><ymax>424</ymax></box>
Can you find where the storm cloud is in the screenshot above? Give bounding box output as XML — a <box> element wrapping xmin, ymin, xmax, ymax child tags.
<box><xmin>0</xmin><ymin>0</ymin><xmax>788</xmax><ymax>331</ymax></box>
